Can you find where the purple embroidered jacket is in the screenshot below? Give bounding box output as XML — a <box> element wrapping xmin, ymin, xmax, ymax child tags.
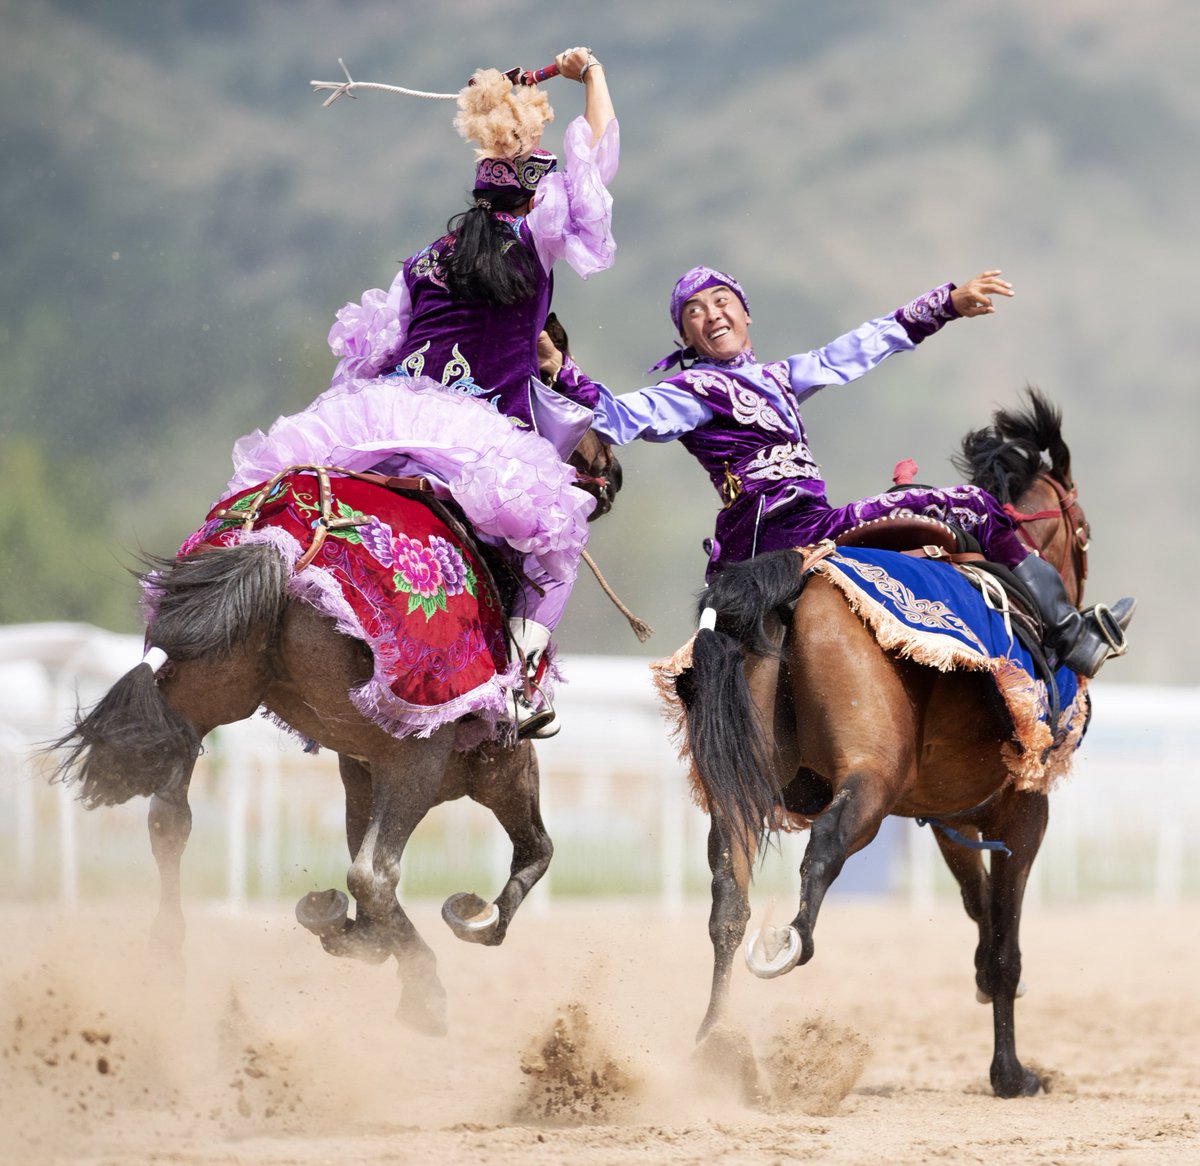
<box><xmin>592</xmin><ymin>284</ymin><xmax>1025</xmax><ymax>576</ymax></box>
<box><xmin>390</xmin><ymin>218</ymin><xmax>552</xmax><ymax>429</ymax></box>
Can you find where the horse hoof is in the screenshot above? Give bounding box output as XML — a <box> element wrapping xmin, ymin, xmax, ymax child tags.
<box><xmin>397</xmin><ymin>991</ymin><xmax>448</xmax><ymax>1037</ymax></box>
<box><xmin>441</xmin><ymin>892</ymin><xmax>501</xmax><ymax>945</ymax></box>
<box><xmin>992</xmin><ymin>1065</ymin><xmax>1043</xmax><ymax>1098</ymax></box>
<box><xmin>692</xmin><ymin>1024</ymin><xmax>766</xmax><ymax>1107</ymax></box>
<box><xmin>295</xmin><ymin>888</ymin><xmax>350</xmax><ymax>936</ymax></box>
<box><xmin>745</xmin><ymin>925</ymin><xmax>802</xmax><ymax>979</ymax></box>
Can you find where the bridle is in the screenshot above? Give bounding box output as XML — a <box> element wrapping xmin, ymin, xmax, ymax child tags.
<box><xmin>1003</xmin><ymin>471</ymin><xmax>1090</xmax><ymax>593</ymax></box>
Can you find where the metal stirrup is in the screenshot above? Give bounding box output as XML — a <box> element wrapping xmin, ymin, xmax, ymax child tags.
<box><xmin>1089</xmin><ymin>603</ymin><xmax>1129</xmax><ymax>657</ymax></box>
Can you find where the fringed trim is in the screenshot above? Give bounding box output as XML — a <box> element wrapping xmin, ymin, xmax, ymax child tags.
<box><xmin>1019</xmin><ymin>680</ymin><xmax>1091</xmax><ymax>794</ymax></box>
<box><xmin>812</xmin><ymin>560</ymin><xmax>994</xmax><ymax>675</ymax></box>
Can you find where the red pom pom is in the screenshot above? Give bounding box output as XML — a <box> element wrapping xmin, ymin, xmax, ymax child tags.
<box><xmin>892</xmin><ymin>458</ymin><xmax>918</xmax><ymax>486</ymax></box>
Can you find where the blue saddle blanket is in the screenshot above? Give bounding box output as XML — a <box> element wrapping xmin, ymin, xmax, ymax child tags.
<box><xmin>812</xmin><ymin>546</ymin><xmax>1087</xmax><ymax>787</ymax></box>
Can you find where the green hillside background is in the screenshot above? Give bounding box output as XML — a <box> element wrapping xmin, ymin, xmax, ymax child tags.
<box><xmin>3</xmin><ymin>0</ymin><xmax>1196</xmax><ymax>683</ymax></box>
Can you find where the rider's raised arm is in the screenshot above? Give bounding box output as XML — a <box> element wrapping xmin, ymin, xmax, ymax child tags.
<box><xmin>785</xmin><ymin>280</ymin><xmax>997</xmax><ymax>406</ymax></box>
<box><xmin>526</xmin><ymin>49</ymin><xmax>618</xmax><ymax>279</ymax></box>
<box><xmin>589</xmin><ymin>378</ymin><xmax>712</xmax><ymax>446</ymax></box>
<box><xmin>555</xmin><ymin>46</ymin><xmax>614</xmax><ymax>146</ymax></box>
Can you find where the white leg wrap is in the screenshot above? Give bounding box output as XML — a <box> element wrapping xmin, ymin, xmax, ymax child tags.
<box><xmin>508</xmin><ymin>617</ymin><xmax>552</xmax><ymax>663</ymax></box>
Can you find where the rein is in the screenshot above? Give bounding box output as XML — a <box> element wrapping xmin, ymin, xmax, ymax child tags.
<box><xmin>1002</xmin><ymin>471</ymin><xmax>1090</xmax><ymax>591</ymax></box>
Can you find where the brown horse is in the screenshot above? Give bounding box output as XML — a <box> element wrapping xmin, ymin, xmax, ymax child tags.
<box><xmin>670</xmin><ymin>388</ymin><xmax>1092</xmax><ymax>1098</ymax></box>
<box><xmin>50</xmin><ymin>434</ymin><xmax>619</xmax><ymax>1035</ymax></box>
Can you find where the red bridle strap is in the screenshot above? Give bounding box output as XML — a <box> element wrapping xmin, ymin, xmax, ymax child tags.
<box><xmin>1002</xmin><ymin>473</ymin><xmax>1089</xmax><ymax>588</ymax></box>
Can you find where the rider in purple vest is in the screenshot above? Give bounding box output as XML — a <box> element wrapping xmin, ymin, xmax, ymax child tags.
<box><xmin>227</xmin><ymin>48</ymin><xmax>617</xmax><ymax>737</ymax></box>
<box><xmin>591</xmin><ymin>266</ymin><xmax>1134</xmax><ymax>677</ymax></box>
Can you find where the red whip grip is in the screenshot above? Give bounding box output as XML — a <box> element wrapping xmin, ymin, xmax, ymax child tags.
<box><xmin>520</xmin><ymin>62</ymin><xmax>560</xmax><ymax>86</ymax></box>
<box><xmin>486</xmin><ymin>62</ymin><xmax>562</xmax><ymax>88</ymax></box>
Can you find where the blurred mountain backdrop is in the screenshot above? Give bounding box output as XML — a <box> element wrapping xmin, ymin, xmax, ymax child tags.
<box><xmin>2</xmin><ymin>0</ymin><xmax>1197</xmax><ymax>682</ymax></box>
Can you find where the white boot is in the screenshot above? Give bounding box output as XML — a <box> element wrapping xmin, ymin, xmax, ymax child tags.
<box><xmin>508</xmin><ymin>618</ymin><xmax>560</xmax><ymax>739</ymax></box>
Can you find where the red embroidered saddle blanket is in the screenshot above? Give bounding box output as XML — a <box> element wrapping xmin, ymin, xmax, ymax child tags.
<box><xmin>180</xmin><ymin>472</ymin><xmax>508</xmax><ymax>737</ymax></box>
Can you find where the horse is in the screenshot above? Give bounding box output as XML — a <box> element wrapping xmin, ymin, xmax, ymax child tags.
<box><xmin>50</xmin><ymin>428</ymin><xmax>621</xmax><ymax>1036</ymax></box>
<box><xmin>668</xmin><ymin>387</ymin><xmax>1092</xmax><ymax>1098</ymax></box>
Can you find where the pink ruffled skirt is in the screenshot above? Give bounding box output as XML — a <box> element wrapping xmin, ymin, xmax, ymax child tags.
<box><xmin>225</xmin><ymin>375</ymin><xmax>594</xmax><ymax>584</ymax></box>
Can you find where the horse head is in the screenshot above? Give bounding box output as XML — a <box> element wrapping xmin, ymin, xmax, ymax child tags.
<box><xmin>1007</xmin><ymin>471</ymin><xmax>1090</xmax><ymax>607</ymax></box>
<box><xmin>569</xmin><ymin>428</ymin><xmax>622</xmax><ymax>521</ymax></box>
<box><xmin>954</xmin><ymin>385</ymin><xmax>1089</xmax><ymax>605</ymax></box>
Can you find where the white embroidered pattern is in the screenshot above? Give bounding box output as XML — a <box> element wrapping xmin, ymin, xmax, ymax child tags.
<box><xmin>831</xmin><ymin>553</ymin><xmax>990</xmax><ymax>654</ymax></box>
<box><xmin>900</xmin><ymin>284</ymin><xmax>954</xmax><ymax>331</ymax></box>
<box><xmin>762</xmin><ymin>362</ymin><xmax>791</xmax><ymax>394</ymax></box>
<box><xmin>730</xmin><ymin>383</ymin><xmax>788</xmax><ymax>433</ymax></box>
<box><xmin>743</xmin><ymin>441</ymin><xmax>823</xmax><ymax>483</ymax></box>
<box><xmin>680</xmin><ymin>368</ymin><xmax>734</xmax><ymax>398</ymax></box>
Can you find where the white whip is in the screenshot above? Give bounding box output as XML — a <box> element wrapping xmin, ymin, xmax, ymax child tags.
<box><xmin>311</xmin><ymin>58</ymin><xmax>459</xmax><ymax>106</ymax></box>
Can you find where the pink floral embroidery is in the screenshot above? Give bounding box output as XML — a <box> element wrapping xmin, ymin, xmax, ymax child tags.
<box><xmin>392</xmin><ymin>534</ymin><xmax>444</xmax><ymax>599</ymax></box>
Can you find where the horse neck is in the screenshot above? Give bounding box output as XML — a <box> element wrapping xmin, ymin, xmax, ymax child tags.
<box><xmin>1013</xmin><ymin>475</ymin><xmax>1084</xmax><ymax>606</ymax></box>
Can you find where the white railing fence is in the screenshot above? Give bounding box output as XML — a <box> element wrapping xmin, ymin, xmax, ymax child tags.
<box><xmin>2</xmin><ymin>623</ymin><xmax>1197</xmax><ymax>912</ymax></box>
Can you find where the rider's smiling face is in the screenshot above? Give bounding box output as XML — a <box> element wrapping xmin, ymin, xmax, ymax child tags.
<box><xmin>679</xmin><ymin>285</ymin><xmax>752</xmax><ymax>362</ymax></box>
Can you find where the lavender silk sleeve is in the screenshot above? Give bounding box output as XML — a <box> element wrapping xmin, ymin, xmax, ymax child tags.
<box><xmin>325</xmin><ymin>272</ymin><xmax>413</xmax><ymax>390</ymax></box>
<box><xmin>785</xmin><ymin>313</ymin><xmax>918</xmax><ymax>405</ymax></box>
<box><xmin>590</xmin><ymin>379</ymin><xmax>712</xmax><ymax>446</ymax></box>
<box><xmin>527</xmin><ymin>116</ymin><xmax>619</xmax><ymax>279</ymax></box>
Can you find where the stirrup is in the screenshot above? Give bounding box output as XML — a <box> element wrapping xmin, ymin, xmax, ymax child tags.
<box><xmin>1086</xmin><ymin>598</ymin><xmax>1134</xmax><ymax>659</ymax></box>
<box><xmin>513</xmin><ymin>679</ymin><xmax>559</xmax><ymax>740</ymax></box>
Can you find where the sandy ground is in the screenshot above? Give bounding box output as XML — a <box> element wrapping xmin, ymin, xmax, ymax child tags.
<box><xmin>2</xmin><ymin>895</ymin><xmax>1199</xmax><ymax>1165</ymax></box>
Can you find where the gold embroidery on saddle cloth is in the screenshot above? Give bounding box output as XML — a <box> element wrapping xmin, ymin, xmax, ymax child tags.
<box><xmin>826</xmin><ymin>552</ymin><xmax>991</xmax><ymax>657</ymax></box>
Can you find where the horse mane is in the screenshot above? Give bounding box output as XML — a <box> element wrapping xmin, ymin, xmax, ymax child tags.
<box><xmin>951</xmin><ymin>386</ymin><xmax>1072</xmax><ymax>504</ymax></box>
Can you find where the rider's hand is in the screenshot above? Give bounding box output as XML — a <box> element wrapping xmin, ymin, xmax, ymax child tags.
<box><xmin>556</xmin><ymin>46</ymin><xmax>595</xmax><ymax>82</ymax></box>
<box><xmin>537</xmin><ymin>330</ymin><xmax>564</xmax><ymax>384</ymax></box>
<box><xmin>952</xmin><ymin>270</ymin><xmax>1014</xmax><ymax>317</ymax></box>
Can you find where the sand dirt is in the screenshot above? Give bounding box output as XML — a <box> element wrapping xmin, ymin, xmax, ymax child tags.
<box><xmin>2</xmin><ymin>897</ymin><xmax>1198</xmax><ymax>1164</ymax></box>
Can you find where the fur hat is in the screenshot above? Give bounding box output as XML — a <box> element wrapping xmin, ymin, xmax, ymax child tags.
<box><xmin>454</xmin><ymin>68</ymin><xmax>554</xmax><ymax>161</ymax></box>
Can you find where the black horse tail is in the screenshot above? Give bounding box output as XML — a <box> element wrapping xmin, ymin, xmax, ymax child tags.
<box><xmin>677</xmin><ymin>551</ymin><xmax>808</xmax><ymax>860</ymax></box>
<box><xmin>50</xmin><ymin>661</ymin><xmax>200</xmax><ymax>808</ymax></box>
<box><xmin>145</xmin><ymin>541</ymin><xmax>291</xmax><ymax>660</ymax></box>
<box><xmin>51</xmin><ymin>542</ymin><xmax>290</xmax><ymax>808</ymax></box>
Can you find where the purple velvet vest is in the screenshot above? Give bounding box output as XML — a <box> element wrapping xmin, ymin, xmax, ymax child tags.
<box><xmin>669</xmin><ymin>362</ymin><xmax>828</xmax><ymax>498</ymax></box>
<box><xmin>388</xmin><ymin>217</ymin><xmax>552</xmax><ymax>431</ymax></box>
